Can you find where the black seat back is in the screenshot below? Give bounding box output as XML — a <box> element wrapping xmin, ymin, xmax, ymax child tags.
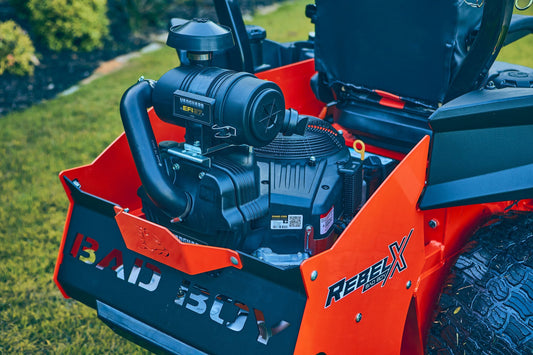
<box><xmin>314</xmin><ymin>0</ymin><xmax>514</xmax><ymax>106</ymax></box>
<box><xmin>312</xmin><ymin>0</ymin><xmax>514</xmax><ymax>151</ymax></box>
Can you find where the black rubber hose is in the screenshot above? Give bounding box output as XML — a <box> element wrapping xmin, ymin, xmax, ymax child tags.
<box><xmin>120</xmin><ymin>80</ymin><xmax>192</xmax><ymax>222</ymax></box>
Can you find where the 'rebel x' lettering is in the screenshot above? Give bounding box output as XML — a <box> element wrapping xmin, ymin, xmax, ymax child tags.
<box><xmin>325</xmin><ymin>228</ymin><xmax>413</xmax><ymax>308</ymax></box>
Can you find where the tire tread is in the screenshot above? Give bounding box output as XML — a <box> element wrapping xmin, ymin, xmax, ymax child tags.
<box><xmin>427</xmin><ymin>211</ymin><xmax>533</xmax><ymax>355</ymax></box>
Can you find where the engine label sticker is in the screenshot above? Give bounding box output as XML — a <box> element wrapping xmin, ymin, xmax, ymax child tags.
<box><xmin>270</xmin><ymin>215</ymin><xmax>303</xmax><ymax>230</ymax></box>
<box><xmin>324</xmin><ymin>228</ymin><xmax>413</xmax><ymax>308</ymax></box>
<box><xmin>173</xmin><ymin>89</ymin><xmax>215</xmax><ymax>125</ymax></box>
<box><xmin>320</xmin><ymin>206</ymin><xmax>334</xmax><ymax>235</ymax></box>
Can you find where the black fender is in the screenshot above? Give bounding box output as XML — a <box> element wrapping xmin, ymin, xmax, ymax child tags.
<box><xmin>419</xmin><ymin>87</ymin><xmax>533</xmax><ymax>210</ymax></box>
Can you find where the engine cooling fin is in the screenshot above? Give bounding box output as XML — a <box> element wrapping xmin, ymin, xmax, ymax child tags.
<box><xmin>255</xmin><ymin>118</ymin><xmax>345</xmax><ymax>159</ymax></box>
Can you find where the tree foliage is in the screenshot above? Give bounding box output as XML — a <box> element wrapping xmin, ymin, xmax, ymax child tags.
<box><xmin>27</xmin><ymin>0</ymin><xmax>109</xmax><ymax>52</ymax></box>
<box><xmin>0</xmin><ymin>20</ymin><xmax>37</xmax><ymax>76</ymax></box>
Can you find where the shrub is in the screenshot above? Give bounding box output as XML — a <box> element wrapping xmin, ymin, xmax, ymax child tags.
<box><xmin>27</xmin><ymin>0</ymin><xmax>109</xmax><ymax>52</ymax></box>
<box><xmin>107</xmin><ymin>0</ymin><xmax>190</xmax><ymax>34</ymax></box>
<box><xmin>118</xmin><ymin>0</ymin><xmax>169</xmax><ymax>32</ymax></box>
<box><xmin>0</xmin><ymin>20</ymin><xmax>37</xmax><ymax>76</ymax></box>
<box><xmin>8</xmin><ymin>0</ymin><xmax>30</xmax><ymax>18</ymax></box>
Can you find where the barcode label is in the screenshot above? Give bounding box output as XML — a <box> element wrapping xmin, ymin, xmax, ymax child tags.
<box><xmin>270</xmin><ymin>214</ymin><xmax>303</xmax><ymax>230</ymax></box>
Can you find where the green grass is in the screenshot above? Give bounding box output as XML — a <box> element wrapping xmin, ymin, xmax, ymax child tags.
<box><xmin>497</xmin><ymin>7</ymin><xmax>533</xmax><ymax>67</ymax></box>
<box><xmin>245</xmin><ymin>1</ymin><xmax>313</xmax><ymax>41</ymax></box>
<box><xmin>0</xmin><ymin>1</ymin><xmax>310</xmax><ymax>353</ymax></box>
<box><xmin>0</xmin><ymin>43</ymin><xmax>176</xmax><ymax>355</ymax></box>
<box><xmin>0</xmin><ymin>1</ymin><xmax>531</xmax><ymax>353</ymax></box>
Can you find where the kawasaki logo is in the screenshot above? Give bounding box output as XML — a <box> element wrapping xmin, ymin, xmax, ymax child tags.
<box><xmin>325</xmin><ymin>228</ymin><xmax>413</xmax><ymax>308</ymax></box>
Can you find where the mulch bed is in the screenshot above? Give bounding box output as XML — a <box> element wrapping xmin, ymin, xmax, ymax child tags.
<box><xmin>0</xmin><ymin>2</ymin><xmax>147</xmax><ymax>117</ymax></box>
<box><xmin>0</xmin><ymin>40</ymin><xmax>148</xmax><ymax>117</ymax></box>
<box><xmin>0</xmin><ymin>0</ymin><xmax>279</xmax><ymax>117</ymax></box>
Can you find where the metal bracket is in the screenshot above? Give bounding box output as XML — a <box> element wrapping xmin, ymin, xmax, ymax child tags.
<box><xmin>166</xmin><ymin>145</ymin><xmax>212</xmax><ymax>168</ymax></box>
<box><xmin>212</xmin><ymin>124</ymin><xmax>237</xmax><ymax>138</ymax></box>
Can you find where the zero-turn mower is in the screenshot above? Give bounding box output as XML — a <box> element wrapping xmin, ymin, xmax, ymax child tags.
<box><xmin>54</xmin><ymin>0</ymin><xmax>533</xmax><ymax>353</ymax></box>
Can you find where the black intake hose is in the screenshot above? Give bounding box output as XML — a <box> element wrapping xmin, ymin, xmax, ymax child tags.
<box><xmin>120</xmin><ymin>80</ymin><xmax>192</xmax><ymax>222</ymax></box>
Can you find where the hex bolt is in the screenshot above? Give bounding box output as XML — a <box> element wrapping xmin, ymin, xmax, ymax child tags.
<box><xmin>198</xmin><ymin>171</ymin><xmax>206</xmax><ymax>179</ymax></box>
<box><xmin>172</xmin><ymin>163</ymin><xmax>181</xmax><ymax>171</ymax></box>
<box><xmin>309</xmin><ymin>156</ymin><xmax>317</xmax><ymax>166</ymax></box>
<box><xmin>230</xmin><ymin>256</ymin><xmax>239</xmax><ymax>265</ymax></box>
<box><xmin>428</xmin><ymin>219</ymin><xmax>439</xmax><ymax>229</ymax></box>
<box><xmin>406</xmin><ymin>280</ymin><xmax>412</xmax><ymax>289</ymax></box>
<box><xmin>310</xmin><ymin>270</ymin><xmax>318</xmax><ymax>281</ymax></box>
<box><xmin>355</xmin><ymin>313</ymin><xmax>362</xmax><ymax>323</ymax></box>
<box><xmin>73</xmin><ymin>179</ymin><xmax>81</xmax><ymax>189</ymax></box>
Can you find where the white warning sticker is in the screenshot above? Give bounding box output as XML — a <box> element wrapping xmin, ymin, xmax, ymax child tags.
<box><xmin>270</xmin><ymin>214</ymin><xmax>303</xmax><ymax>230</ymax></box>
<box><xmin>320</xmin><ymin>206</ymin><xmax>334</xmax><ymax>235</ymax></box>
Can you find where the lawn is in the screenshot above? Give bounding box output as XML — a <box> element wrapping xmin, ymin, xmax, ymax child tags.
<box><xmin>0</xmin><ymin>1</ymin><xmax>311</xmax><ymax>353</ymax></box>
<box><xmin>498</xmin><ymin>7</ymin><xmax>533</xmax><ymax>66</ymax></box>
<box><xmin>0</xmin><ymin>2</ymin><xmax>531</xmax><ymax>354</ymax></box>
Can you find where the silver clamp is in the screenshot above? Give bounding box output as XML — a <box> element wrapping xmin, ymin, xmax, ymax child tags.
<box><xmin>464</xmin><ymin>0</ymin><xmax>484</xmax><ymax>7</ymax></box>
<box><xmin>212</xmin><ymin>124</ymin><xmax>237</xmax><ymax>139</ymax></box>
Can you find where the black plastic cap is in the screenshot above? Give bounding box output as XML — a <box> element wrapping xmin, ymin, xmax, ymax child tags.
<box><xmin>305</xmin><ymin>4</ymin><xmax>317</xmax><ymax>23</ymax></box>
<box><xmin>249</xmin><ymin>87</ymin><xmax>285</xmax><ymax>145</ymax></box>
<box><xmin>166</xmin><ymin>18</ymin><xmax>234</xmax><ymax>52</ymax></box>
<box><xmin>245</xmin><ymin>25</ymin><xmax>267</xmax><ymax>42</ymax></box>
<box><xmin>281</xmin><ymin>108</ymin><xmax>308</xmax><ymax>136</ymax></box>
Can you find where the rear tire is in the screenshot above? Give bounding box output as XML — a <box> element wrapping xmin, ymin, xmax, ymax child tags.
<box><xmin>427</xmin><ymin>211</ymin><xmax>533</xmax><ymax>354</ymax></box>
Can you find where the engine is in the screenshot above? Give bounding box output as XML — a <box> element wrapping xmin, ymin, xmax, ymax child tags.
<box><xmin>120</xmin><ymin>18</ymin><xmax>383</xmax><ymax>266</ymax></box>
<box><xmin>139</xmin><ymin>116</ymin><xmax>363</xmax><ymax>258</ymax></box>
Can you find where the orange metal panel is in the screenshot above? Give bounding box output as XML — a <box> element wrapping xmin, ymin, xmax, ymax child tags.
<box><xmin>57</xmin><ymin>109</ymin><xmax>186</xmax><ymax>212</ymax></box>
<box><xmin>114</xmin><ymin>207</ymin><xmax>242</xmax><ymax>275</ymax></box>
<box><xmin>256</xmin><ymin>59</ymin><xmax>325</xmax><ymax>116</ymax></box>
<box><xmin>295</xmin><ymin>136</ymin><xmax>430</xmax><ymax>354</ymax></box>
<box><xmin>414</xmin><ymin>202</ymin><xmax>508</xmax><ymax>345</ymax></box>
